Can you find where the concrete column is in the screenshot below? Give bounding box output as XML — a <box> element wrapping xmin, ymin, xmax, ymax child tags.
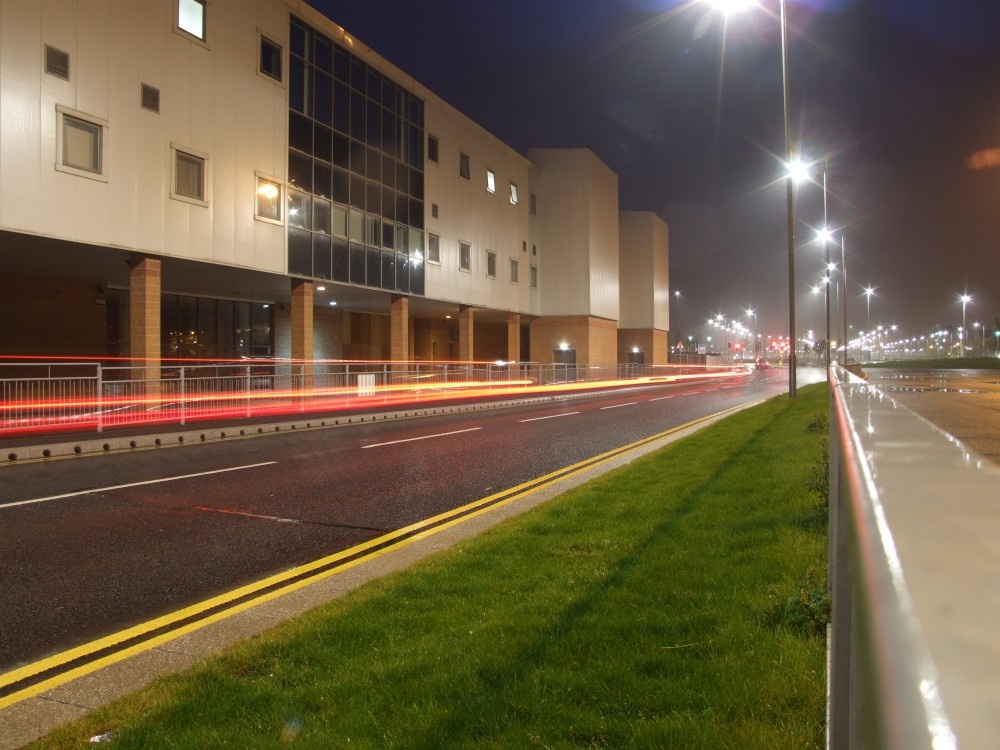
<box><xmin>129</xmin><ymin>257</ymin><xmax>161</xmax><ymax>383</ymax></box>
<box><xmin>507</xmin><ymin>313</ymin><xmax>521</xmax><ymax>363</ymax></box>
<box><xmin>390</xmin><ymin>294</ymin><xmax>409</xmax><ymax>365</ymax></box>
<box><xmin>458</xmin><ymin>305</ymin><xmax>475</xmax><ymax>361</ymax></box>
<box><xmin>291</xmin><ymin>279</ymin><xmax>314</xmax><ymax>376</ymax></box>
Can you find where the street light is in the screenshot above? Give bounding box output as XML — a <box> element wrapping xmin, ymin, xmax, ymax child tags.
<box><xmin>960</xmin><ymin>294</ymin><xmax>971</xmax><ymax>358</ymax></box>
<box><xmin>708</xmin><ymin>0</ymin><xmax>797</xmax><ymax>397</ymax></box>
<box><xmin>864</xmin><ymin>286</ymin><xmax>875</xmax><ymax>362</ymax></box>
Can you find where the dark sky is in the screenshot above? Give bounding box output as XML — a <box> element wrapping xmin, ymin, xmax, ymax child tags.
<box><xmin>309</xmin><ymin>0</ymin><xmax>1000</xmax><ymax>344</ymax></box>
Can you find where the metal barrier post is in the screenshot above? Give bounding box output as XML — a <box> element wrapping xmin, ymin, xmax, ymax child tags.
<box><xmin>246</xmin><ymin>365</ymin><xmax>252</xmax><ymax>418</ymax></box>
<box><xmin>96</xmin><ymin>363</ymin><xmax>103</xmax><ymax>433</ymax></box>
<box><xmin>180</xmin><ymin>367</ymin><xmax>186</xmax><ymax>426</ymax></box>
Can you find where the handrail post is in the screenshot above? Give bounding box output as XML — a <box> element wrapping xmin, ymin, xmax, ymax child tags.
<box><xmin>180</xmin><ymin>366</ymin><xmax>186</xmax><ymax>426</ymax></box>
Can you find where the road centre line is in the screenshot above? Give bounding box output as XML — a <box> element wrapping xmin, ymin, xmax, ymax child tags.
<box><xmin>0</xmin><ymin>462</ymin><xmax>278</xmax><ymax>510</ymax></box>
<box><xmin>361</xmin><ymin>427</ymin><xmax>481</xmax><ymax>449</ymax></box>
<box><xmin>600</xmin><ymin>402</ymin><xmax>638</xmax><ymax>410</ymax></box>
<box><xmin>518</xmin><ymin>412</ymin><xmax>580</xmax><ymax>423</ymax></box>
<box><xmin>649</xmin><ymin>395</ymin><xmax>674</xmax><ymax>401</ymax></box>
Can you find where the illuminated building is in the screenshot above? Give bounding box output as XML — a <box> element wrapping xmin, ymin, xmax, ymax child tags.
<box><xmin>0</xmin><ymin>0</ymin><xmax>669</xmax><ymax>370</ymax></box>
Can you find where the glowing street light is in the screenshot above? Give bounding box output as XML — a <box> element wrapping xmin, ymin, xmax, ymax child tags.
<box><xmin>960</xmin><ymin>293</ymin><xmax>972</xmax><ymax>358</ymax></box>
<box><xmin>707</xmin><ymin>0</ymin><xmax>798</xmax><ymax>397</ymax></box>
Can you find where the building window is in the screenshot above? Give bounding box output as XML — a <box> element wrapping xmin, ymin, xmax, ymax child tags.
<box><xmin>427</xmin><ymin>134</ymin><xmax>439</xmax><ymax>164</ymax></box>
<box><xmin>256</xmin><ymin>175</ymin><xmax>282</xmax><ymax>222</ymax></box>
<box><xmin>61</xmin><ymin>114</ymin><xmax>102</xmax><ymax>174</ymax></box>
<box><xmin>530</xmin><ymin>193</ymin><xmax>537</xmax><ymax>215</ymax></box>
<box><xmin>177</xmin><ymin>0</ymin><xmax>206</xmax><ymax>41</ymax></box>
<box><xmin>459</xmin><ymin>151</ymin><xmax>470</xmax><ymax>180</ymax></box>
<box><xmin>427</xmin><ymin>233</ymin><xmax>440</xmax><ymax>263</ymax></box>
<box><xmin>486</xmin><ymin>168</ymin><xmax>496</xmax><ymax>194</ymax></box>
<box><xmin>260</xmin><ymin>35</ymin><xmax>282</xmax><ymax>82</ymax></box>
<box><xmin>532</xmin><ymin>244</ymin><xmax>537</xmax><ymax>256</ymax></box>
<box><xmin>459</xmin><ymin>242</ymin><xmax>471</xmax><ymax>271</ymax></box>
<box><xmin>486</xmin><ymin>250</ymin><xmax>497</xmax><ymax>278</ymax></box>
<box><xmin>172</xmin><ymin>146</ymin><xmax>207</xmax><ymax>204</ymax></box>
<box><xmin>530</xmin><ymin>265</ymin><xmax>538</xmax><ymax>289</ymax></box>
<box><xmin>509</xmin><ymin>182</ymin><xmax>519</xmax><ymax>205</ymax></box>
<box><xmin>510</xmin><ymin>259</ymin><xmax>519</xmax><ymax>284</ymax></box>
<box><xmin>431</xmin><ymin>202</ymin><xmax>439</xmax><ymax>218</ymax></box>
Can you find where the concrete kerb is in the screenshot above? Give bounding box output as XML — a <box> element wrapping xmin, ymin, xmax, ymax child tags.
<box><xmin>0</xmin><ymin>392</ymin><xmax>761</xmax><ymax>750</ymax></box>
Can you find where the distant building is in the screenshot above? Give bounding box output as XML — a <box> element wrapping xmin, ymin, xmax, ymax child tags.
<box><xmin>0</xmin><ymin>0</ymin><xmax>669</xmax><ymax>371</ymax></box>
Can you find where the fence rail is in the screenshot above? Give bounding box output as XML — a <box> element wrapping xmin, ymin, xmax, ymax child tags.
<box><xmin>0</xmin><ymin>359</ymin><xmax>744</xmax><ymax>435</ymax></box>
<box><xmin>828</xmin><ymin>365</ymin><xmax>1000</xmax><ymax>749</ymax></box>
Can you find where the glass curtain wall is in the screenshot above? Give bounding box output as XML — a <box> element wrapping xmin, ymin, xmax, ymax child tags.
<box><xmin>288</xmin><ymin>17</ymin><xmax>425</xmax><ymax>296</ymax></box>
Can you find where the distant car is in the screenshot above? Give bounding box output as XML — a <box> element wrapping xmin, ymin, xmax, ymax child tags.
<box><xmin>755</xmin><ymin>358</ymin><xmax>770</xmax><ymax>370</ymax></box>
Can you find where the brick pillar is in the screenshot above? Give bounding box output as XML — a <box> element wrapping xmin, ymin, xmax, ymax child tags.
<box><xmin>291</xmin><ymin>279</ymin><xmax>313</xmax><ymax>376</ymax></box>
<box><xmin>507</xmin><ymin>313</ymin><xmax>521</xmax><ymax>363</ymax></box>
<box><xmin>458</xmin><ymin>305</ymin><xmax>475</xmax><ymax>362</ymax></box>
<box><xmin>129</xmin><ymin>257</ymin><xmax>161</xmax><ymax>383</ymax></box>
<box><xmin>390</xmin><ymin>294</ymin><xmax>409</xmax><ymax>369</ymax></box>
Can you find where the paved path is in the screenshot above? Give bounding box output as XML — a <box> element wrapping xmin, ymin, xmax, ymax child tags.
<box><xmin>864</xmin><ymin>368</ymin><xmax>1000</xmax><ymax>466</ymax></box>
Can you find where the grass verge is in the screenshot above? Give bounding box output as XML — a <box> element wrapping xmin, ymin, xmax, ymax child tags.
<box><xmin>32</xmin><ymin>384</ymin><xmax>830</xmax><ymax>749</ymax></box>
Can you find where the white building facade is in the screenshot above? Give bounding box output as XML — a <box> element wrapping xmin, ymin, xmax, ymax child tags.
<box><xmin>0</xmin><ymin>0</ymin><xmax>670</xmax><ymax>369</ymax></box>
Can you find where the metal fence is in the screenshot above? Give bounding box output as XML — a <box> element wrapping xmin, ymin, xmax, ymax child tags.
<box><xmin>828</xmin><ymin>365</ymin><xmax>1000</xmax><ymax>748</ymax></box>
<box><xmin>0</xmin><ymin>359</ymin><xmax>744</xmax><ymax>434</ymax></box>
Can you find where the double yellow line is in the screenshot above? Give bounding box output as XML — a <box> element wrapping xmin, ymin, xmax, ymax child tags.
<box><xmin>0</xmin><ymin>404</ymin><xmax>749</xmax><ymax>710</ymax></box>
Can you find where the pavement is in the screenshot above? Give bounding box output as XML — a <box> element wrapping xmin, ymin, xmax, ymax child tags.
<box><xmin>0</xmin><ymin>393</ymin><xmax>757</xmax><ymax>749</ymax></box>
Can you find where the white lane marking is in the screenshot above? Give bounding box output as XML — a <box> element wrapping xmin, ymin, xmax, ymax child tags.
<box><xmin>361</xmin><ymin>427</ymin><xmax>481</xmax><ymax>449</ymax></box>
<box><xmin>649</xmin><ymin>395</ymin><xmax>674</xmax><ymax>402</ymax></box>
<box><xmin>519</xmin><ymin>412</ymin><xmax>581</xmax><ymax>423</ymax></box>
<box><xmin>600</xmin><ymin>402</ymin><xmax>638</xmax><ymax>410</ymax></box>
<box><xmin>192</xmin><ymin>506</ymin><xmax>300</xmax><ymax>524</ymax></box>
<box><xmin>0</xmin><ymin>462</ymin><xmax>278</xmax><ymax>510</ymax></box>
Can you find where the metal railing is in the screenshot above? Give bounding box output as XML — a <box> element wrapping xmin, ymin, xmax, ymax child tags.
<box><xmin>828</xmin><ymin>365</ymin><xmax>1000</xmax><ymax>748</ymax></box>
<box><xmin>0</xmin><ymin>359</ymin><xmax>745</xmax><ymax>435</ymax></box>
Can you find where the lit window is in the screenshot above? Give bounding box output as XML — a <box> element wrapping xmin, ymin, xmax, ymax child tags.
<box><xmin>486</xmin><ymin>168</ymin><xmax>496</xmax><ymax>194</ymax></box>
<box><xmin>178</xmin><ymin>0</ymin><xmax>206</xmax><ymax>41</ymax></box>
<box><xmin>459</xmin><ymin>242</ymin><xmax>471</xmax><ymax>271</ymax></box>
<box><xmin>459</xmin><ymin>151</ymin><xmax>470</xmax><ymax>180</ymax></box>
<box><xmin>260</xmin><ymin>35</ymin><xmax>282</xmax><ymax>81</ymax></box>
<box><xmin>427</xmin><ymin>233</ymin><xmax>440</xmax><ymax>263</ymax></box>
<box><xmin>62</xmin><ymin>114</ymin><xmax>101</xmax><ymax>174</ymax></box>
<box><xmin>509</xmin><ymin>182</ymin><xmax>519</xmax><ymax>205</ymax></box>
<box><xmin>487</xmin><ymin>250</ymin><xmax>497</xmax><ymax>278</ymax></box>
<box><xmin>173</xmin><ymin>148</ymin><xmax>206</xmax><ymax>202</ymax></box>
<box><xmin>427</xmin><ymin>134</ymin><xmax>439</xmax><ymax>164</ymax></box>
<box><xmin>510</xmin><ymin>259</ymin><xmax>519</xmax><ymax>284</ymax></box>
<box><xmin>256</xmin><ymin>175</ymin><xmax>282</xmax><ymax>222</ymax></box>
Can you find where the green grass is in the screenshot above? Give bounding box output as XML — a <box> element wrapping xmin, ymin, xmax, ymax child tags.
<box><xmin>32</xmin><ymin>385</ymin><xmax>830</xmax><ymax>749</ymax></box>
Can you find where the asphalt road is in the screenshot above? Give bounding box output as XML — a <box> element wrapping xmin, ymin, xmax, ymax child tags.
<box><xmin>864</xmin><ymin>368</ymin><xmax>1000</xmax><ymax>465</ymax></box>
<box><xmin>0</xmin><ymin>368</ymin><xmax>807</xmax><ymax>675</ymax></box>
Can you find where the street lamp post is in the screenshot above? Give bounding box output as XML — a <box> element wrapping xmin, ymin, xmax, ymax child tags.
<box><xmin>821</xmin><ymin>163</ymin><xmax>831</xmax><ymax>378</ymax></box>
<box><xmin>960</xmin><ymin>294</ymin><xmax>971</xmax><ymax>358</ymax></box>
<box><xmin>711</xmin><ymin>0</ymin><xmax>796</xmax><ymax>396</ymax></box>
<box><xmin>779</xmin><ymin>0</ymin><xmax>796</xmax><ymax>397</ymax></box>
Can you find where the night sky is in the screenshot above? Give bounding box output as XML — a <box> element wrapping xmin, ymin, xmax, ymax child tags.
<box><xmin>308</xmin><ymin>0</ymin><xmax>1000</xmax><ymax>346</ymax></box>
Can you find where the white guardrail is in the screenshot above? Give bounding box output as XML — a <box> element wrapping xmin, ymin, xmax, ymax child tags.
<box><xmin>0</xmin><ymin>359</ymin><xmax>746</xmax><ymax>434</ymax></box>
<box><xmin>828</xmin><ymin>365</ymin><xmax>1000</xmax><ymax>749</ymax></box>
